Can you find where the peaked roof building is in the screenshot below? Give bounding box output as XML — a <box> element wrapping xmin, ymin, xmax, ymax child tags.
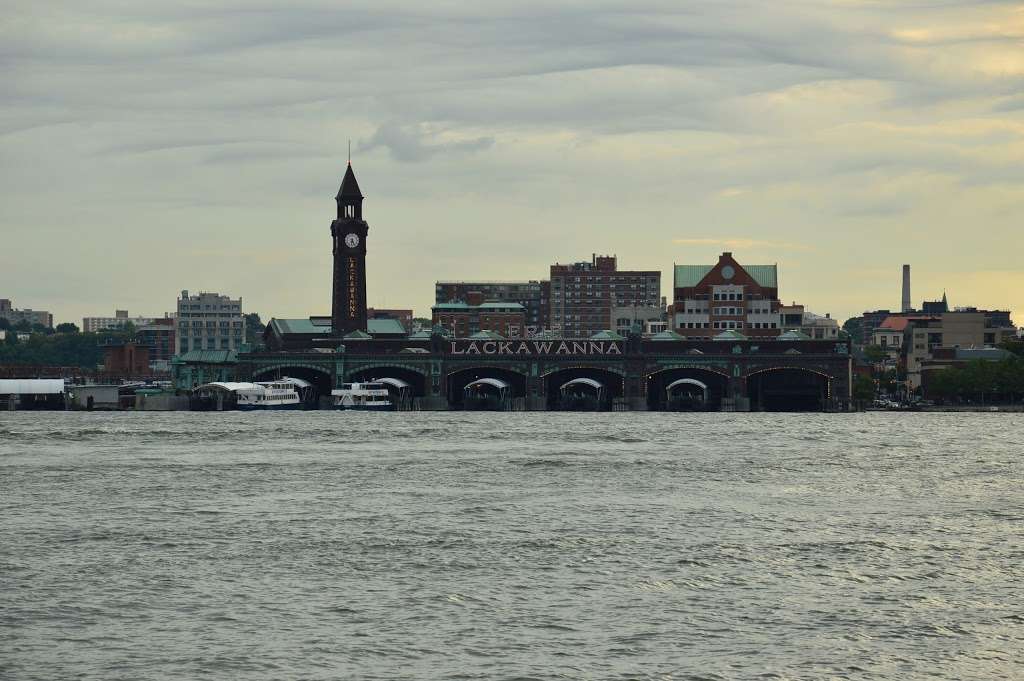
<box><xmin>671</xmin><ymin>252</ymin><xmax>782</xmax><ymax>339</ymax></box>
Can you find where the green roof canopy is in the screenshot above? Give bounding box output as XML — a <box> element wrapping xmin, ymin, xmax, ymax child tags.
<box><xmin>468</xmin><ymin>330</ymin><xmax>505</xmax><ymax>340</ymax></box>
<box><xmin>650</xmin><ymin>330</ymin><xmax>685</xmax><ymax>341</ymax></box>
<box><xmin>713</xmin><ymin>329</ymin><xmax>748</xmax><ymax>341</ymax></box>
<box><xmin>589</xmin><ymin>330</ymin><xmax>625</xmax><ymax>340</ymax></box>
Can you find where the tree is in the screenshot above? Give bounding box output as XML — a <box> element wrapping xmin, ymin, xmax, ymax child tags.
<box><xmin>244</xmin><ymin>312</ymin><xmax>265</xmax><ymax>347</ymax></box>
<box><xmin>0</xmin><ymin>317</ymin><xmax>9</xmax><ymax>330</ymax></box>
<box><xmin>13</xmin><ymin>319</ymin><xmax>31</xmax><ymax>332</ymax></box>
<box><xmin>31</xmin><ymin>322</ymin><xmax>54</xmax><ymax>335</ymax></box>
<box><xmin>56</xmin><ymin>322</ymin><xmax>79</xmax><ymax>334</ymax></box>
<box><xmin>863</xmin><ymin>345</ymin><xmax>887</xmax><ymax>365</ymax></box>
<box><xmin>852</xmin><ymin>374</ymin><xmax>875</xmax><ymax>407</ymax></box>
<box><xmin>842</xmin><ymin>317</ymin><xmax>864</xmax><ymax>345</ymax></box>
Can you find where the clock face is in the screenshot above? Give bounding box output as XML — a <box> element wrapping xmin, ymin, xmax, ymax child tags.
<box><xmin>721</xmin><ymin>265</ymin><xmax>735</xmax><ymax>280</ymax></box>
<box><xmin>344</xmin><ymin>233</ymin><xmax>360</xmax><ymax>249</ymax></box>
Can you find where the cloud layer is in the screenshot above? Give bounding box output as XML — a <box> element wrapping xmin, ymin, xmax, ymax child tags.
<box><xmin>1</xmin><ymin>1</ymin><xmax>1022</xmax><ymax>325</ymax></box>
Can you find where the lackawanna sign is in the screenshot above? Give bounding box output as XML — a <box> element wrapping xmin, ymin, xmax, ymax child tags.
<box><xmin>449</xmin><ymin>340</ymin><xmax>622</xmax><ymax>356</ymax></box>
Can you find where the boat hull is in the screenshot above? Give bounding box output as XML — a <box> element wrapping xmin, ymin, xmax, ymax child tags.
<box><xmin>334</xmin><ymin>404</ymin><xmax>394</xmax><ymax>411</ymax></box>
<box><xmin>236</xmin><ymin>402</ymin><xmax>303</xmax><ymax>411</ymax></box>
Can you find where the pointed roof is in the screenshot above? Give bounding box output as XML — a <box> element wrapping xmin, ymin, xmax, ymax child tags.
<box><xmin>590</xmin><ymin>329</ymin><xmax>625</xmax><ymax>341</ymax></box>
<box><xmin>778</xmin><ymin>329</ymin><xmax>811</xmax><ymax>341</ymax></box>
<box><xmin>469</xmin><ymin>330</ymin><xmax>504</xmax><ymax>340</ymax></box>
<box><xmin>650</xmin><ymin>330</ymin><xmax>685</xmax><ymax>341</ymax></box>
<box><xmin>336</xmin><ymin>163</ymin><xmax>363</xmax><ymax>201</ymax></box>
<box><xmin>343</xmin><ymin>329</ymin><xmax>372</xmax><ymax>340</ymax></box>
<box><xmin>713</xmin><ymin>329</ymin><xmax>748</xmax><ymax>341</ymax></box>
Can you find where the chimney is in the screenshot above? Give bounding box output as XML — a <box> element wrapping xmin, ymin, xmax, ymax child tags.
<box><xmin>901</xmin><ymin>264</ymin><xmax>912</xmax><ymax>313</ymax></box>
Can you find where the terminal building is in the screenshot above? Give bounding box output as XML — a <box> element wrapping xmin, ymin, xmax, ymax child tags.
<box><xmin>173</xmin><ymin>162</ymin><xmax>853</xmax><ymax>412</ymax></box>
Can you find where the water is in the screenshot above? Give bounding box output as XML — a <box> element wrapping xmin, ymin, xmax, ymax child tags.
<box><xmin>2</xmin><ymin>412</ymin><xmax>1023</xmax><ymax>680</ymax></box>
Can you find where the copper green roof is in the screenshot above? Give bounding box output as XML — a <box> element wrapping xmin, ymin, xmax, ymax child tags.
<box><xmin>367</xmin><ymin>318</ymin><xmax>406</xmax><ymax>336</ymax></box>
<box><xmin>650</xmin><ymin>330</ymin><xmax>686</xmax><ymax>341</ymax></box>
<box><xmin>778</xmin><ymin>329</ymin><xmax>811</xmax><ymax>340</ymax></box>
<box><xmin>674</xmin><ymin>263</ymin><xmax>777</xmax><ymax>288</ymax></box>
<box><xmin>468</xmin><ymin>330</ymin><xmax>505</xmax><ymax>340</ymax></box>
<box><xmin>433</xmin><ymin>302</ymin><xmax>471</xmax><ymax>311</ymax></box>
<box><xmin>589</xmin><ymin>330</ymin><xmax>624</xmax><ymax>340</ymax></box>
<box><xmin>713</xmin><ymin>330</ymin><xmax>748</xmax><ymax>341</ymax></box>
<box><xmin>343</xmin><ymin>329</ymin><xmax>372</xmax><ymax>340</ymax></box>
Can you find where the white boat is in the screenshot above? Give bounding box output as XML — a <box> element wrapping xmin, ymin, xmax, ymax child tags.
<box><xmin>332</xmin><ymin>382</ymin><xmax>393</xmax><ymax>411</ymax></box>
<box><xmin>236</xmin><ymin>381</ymin><xmax>302</xmax><ymax>410</ymax></box>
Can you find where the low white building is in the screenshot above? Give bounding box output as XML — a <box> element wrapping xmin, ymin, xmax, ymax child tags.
<box><xmin>82</xmin><ymin>309</ymin><xmax>158</xmax><ymax>333</ymax></box>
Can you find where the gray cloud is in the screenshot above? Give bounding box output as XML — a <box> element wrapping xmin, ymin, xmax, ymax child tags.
<box><xmin>1</xmin><ymin>1</ymin><xmax>1023</xmax><ymax>325</ymax></box>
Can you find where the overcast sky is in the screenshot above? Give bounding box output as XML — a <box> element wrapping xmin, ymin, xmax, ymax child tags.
<box><xmin>2</xmin><ymin>1</ymin><xmax>1022</xmax><ymax>327</ymax></box>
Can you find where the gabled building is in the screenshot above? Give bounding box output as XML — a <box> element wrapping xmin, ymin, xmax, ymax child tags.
<box><xmin>671</xmin><ymin>252</ymin><xmax>781</xmax><ymax>338</ymax></box>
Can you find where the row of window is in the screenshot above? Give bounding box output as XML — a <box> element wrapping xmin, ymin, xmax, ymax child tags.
<box><xmin>678</xmin><ymin>321</ymin><xmax>780</xmax><ymax>329</ymax></box>
<box><xmin>713</xmin><ymin>293</ymin><xmax>743</xmax><ymax>301</ymax></box>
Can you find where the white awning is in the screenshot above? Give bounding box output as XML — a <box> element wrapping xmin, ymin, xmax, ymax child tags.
<box><xmin>277</xmin><ymin>377</ymin><xmax>313</xmax><ymax>389</ymax></box>
<box><xmin>666</xmin><ymin>378</ymin><xmax>708</xmax><ymax>392</ymax></box>
<box><xmin>375</xmin><ymin>377</ymin><xmax>410</xmax><ymax>389</ymax></box>
<box><xmin>464</xmin><ymin>378</ymin><xmax>509</xmax><ymax>391</ymax></box>
<box><xmin>0</xmin><ymin>379</ymin><xmax>65</xmax><ymax>395</ymax></box>
<box><xmin>559</xmin><ymin>377</ymin><xmax>603</xmax><ymax>391</ymax></box>
<box><xmin>194</xmin><ymin>382</ymin><xmax>259</xmax><ymax>393</ymax></box>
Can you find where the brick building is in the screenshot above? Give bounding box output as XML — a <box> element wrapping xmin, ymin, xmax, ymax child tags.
<box><xmin>549</xmin><ymin>255</ymin><xmax>660</xmax><ymax>337</ymax></box>
<box><xmin>136</xmin><ymin>317</ymin><xmax>177</xmax><ymax>363</ymax></box>
<box><xmin>435</xmin><ymin>281</ymin><xmax>548</xmax><ymax>335</ymax></box>
<box><xmin>672</xmin><ymin>252</ymin><xmax>781</xmax><ymax>338</ymax></box>
<box><xmin>367</xmin><ymin>308</ymin><xmax>414</xmax><ymax>333</ymax></box>
<box><xmin>103</xmin><ymin>340</ymin><xmax>152</xmax><ymax>376</ymax></box>
<box><xmin>432</xmin><ymin>292</ymin><xmax>526</xmax><ymax>338</ymax></box>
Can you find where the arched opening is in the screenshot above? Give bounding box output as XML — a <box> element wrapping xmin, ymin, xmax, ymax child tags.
<box><xmin>348</xmin><ymin>366</ymin><xmax>427</xmax><ymax>410</ymax></box>
<box><xmin>646</xmin><ymin>368</ymin><xmax>728</xmax><ymax>411</ymax></box>
<box><xmin>747</xmin><ymin>368</ymin><xmax>830</xmax><ymax>412</ymax></box>
<box><xmin>446</xmin><ymin>367</ymin><xmax>526</xmax><ymax>410</ymax></box>
<box><xmin>253</xmin><ymin>366</ymin><xmax>333</xmax><ymax>407</ymax></box>
<box><xmin>543</xmin><ymin>367</ymin><xmax>622</xmax><ymax>411</ymax></box>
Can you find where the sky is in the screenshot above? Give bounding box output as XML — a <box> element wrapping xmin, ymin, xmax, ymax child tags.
<box><xmin>2</xmin><ymin>0</ymin><xmax>1023</xmax><ymax>328</ymax></box>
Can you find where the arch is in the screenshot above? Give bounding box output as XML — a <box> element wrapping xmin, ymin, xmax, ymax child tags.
<box><xmin>539</xmin><ymin>363</ymin><xmax>625</xmax><ymax>378</ymax></box>
<box><xmin>345</xmin><ymin>361</ymin><xmax>428</xmax><ymax>376</ymax></box>
<box><xmin>646</xmin><ymin>367</ymin><xmax>728</xmax><ymax>411</ymax></box>
<box><xmin>746</xmin><ymin>367</ymin><xmax>831</xmax><ymax>412</ymax></box>
<box><xmin>544</xmin><ymin>367</ymin><xmax>622</xmax><ymax>411</ymax></box>
<box><xmin>445</xmin><ymin>366</ymin><xmax>527</xmax><ymax>410</ymax></box>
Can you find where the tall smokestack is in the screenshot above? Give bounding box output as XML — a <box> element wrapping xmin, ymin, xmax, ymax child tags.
<box><xmin>901</xmin><ymin>264</ymin><xmax>912</xmax><ymax>312</ymax></box>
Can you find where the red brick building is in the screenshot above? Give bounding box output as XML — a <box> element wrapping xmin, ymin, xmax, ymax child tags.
<box><xmin>549</xmin><ymin>254</ymin><xmax>660</xmax><ymax>337</ymax></box>
<box><xmin>103</xmin><ymin>341</ymin><xmax>152</xmax><ymax>376</ymax></box>
<box><xmin>432</xmin><ymin>292</ymin><xmax>526</xmax><ymax>337</ymax></box>
<box><xmin>672</xmin><ymin>252</ymin><xmax>782</xmax><ymax>338</ymax></box>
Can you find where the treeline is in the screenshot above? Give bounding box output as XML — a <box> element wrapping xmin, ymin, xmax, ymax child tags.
<box><xmin>928</xmin><ymin>357</ymin><xmax>1024</xmax><ymax>404</ymax></box>
<box><xmin>0</xmin><ymin>329</ymin><xmax>130</xmax><ymax>368</ymax></box>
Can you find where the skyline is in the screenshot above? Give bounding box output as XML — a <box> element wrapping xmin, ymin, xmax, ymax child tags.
<box><xmin>2</xmin><ymin>1</ymin><xmax>1023</xmax><ymax>326</ymax></box>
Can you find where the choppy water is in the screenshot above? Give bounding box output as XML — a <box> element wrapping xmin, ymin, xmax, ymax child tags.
<box><xmin>2</xmin><ymin>412</ymin><xmax>1023</xmax><ymax>680</ymax></box>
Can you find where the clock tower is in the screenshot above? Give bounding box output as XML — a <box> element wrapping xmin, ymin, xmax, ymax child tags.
<box><xmin>331</xmin><ymin>162</ymin><xmax>369</xmax><ymax>335</ymax></box>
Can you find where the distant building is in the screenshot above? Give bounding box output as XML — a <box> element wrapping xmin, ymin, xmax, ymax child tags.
<box><xmin>671</xmin><ymin>252</ymin><xmax>780</xmax><ymax>338</ymax></box>
<box><xmin>0</xmin><ymin>298</ymin><xmax>52</xmax><ymax>329</ymax></box>
<box><xmin>136</xmin><ymin>318</ymin><xmax>177</xmax><ymax>363</ymax></box>
<box><xmin>779</xmin><ymin>303</ymin><xmax>840</xmax><ymax>340</ymax></box>
<box><xmin>176</xmin><ymin>290</ymin><xmax>245</xmax><ymax>355</ymax></box>
<box><xmin>83</xmin><ymin>309</ymin><xmax>159</xmax><ymax>333</ymax></box>
<box><xmin>103</xmin><ymin>340</ymin><xmax>152</xmax><ymax>377</ymax></box>
<box><xmin>433</xmin><ymin>292</ymin><xmax>526</xmax><ymax>337</ymax></box>
<box><xmin>549</xmin><ymin>255</ymin><xmax>659</xmax><ymax>337</ymax></box>
<box><xmin>901</xmin><ymin>310</ymin><xmax>1017</xmax><ymax>391</ymax></box>
<box><xmin>611</xmin><ymin>303</ymin><xmax>666</xmax><ymax>337</ymax></box>
<box><xmin>367</xmin><ymin>308</ymin><xmax>414</xmax><ymax>334</ymax></box>
<box><xmin>435</xmin><ymin>281</ymin><xmax>548</xmax><ymax>334</ymax></box>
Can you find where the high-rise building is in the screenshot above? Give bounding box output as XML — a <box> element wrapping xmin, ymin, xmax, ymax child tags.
<box><xmin>137</xmin><ymin>317</ymin><xmax>177</xmax><ymax>363</ymax></box>
<box><xmin>549</xmin><ymin>254</ymin><xmax>660</xmax><ymax>337</ymax></box>
<box><xmin>435</xmin><ymin>281</ymin><xmax>547</xmax><ymax>334</ymax></box>
<box><xmin>671</xmin><ymin>252</ymin><xmax>780</xmax><ymax>338</ymax></box>
<box><xmin>176</xmin><ymin>291</ymin><xmax>245</xmax><ymax>354</ymax></box>
<box><xmin>0</xmin><ymin>298</ymin><xmax>53</xmax><ymax>329</ymax></box>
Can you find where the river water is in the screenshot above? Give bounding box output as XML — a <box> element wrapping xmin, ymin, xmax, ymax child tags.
<box><xmin>2</xmin><ymin>412</ymin><xmax>1022</xmax><ymax>680</ymax></box>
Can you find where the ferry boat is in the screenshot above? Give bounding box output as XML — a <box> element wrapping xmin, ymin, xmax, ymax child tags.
<box><xmin>332</xmin><ymin>382</ymin><xmax>394</xmax><ymax>411</ymax></box>
<box><xmin>236</xmin><ymin>381</ymin><xmax>302</xmax><ymax>410</ymax></box>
